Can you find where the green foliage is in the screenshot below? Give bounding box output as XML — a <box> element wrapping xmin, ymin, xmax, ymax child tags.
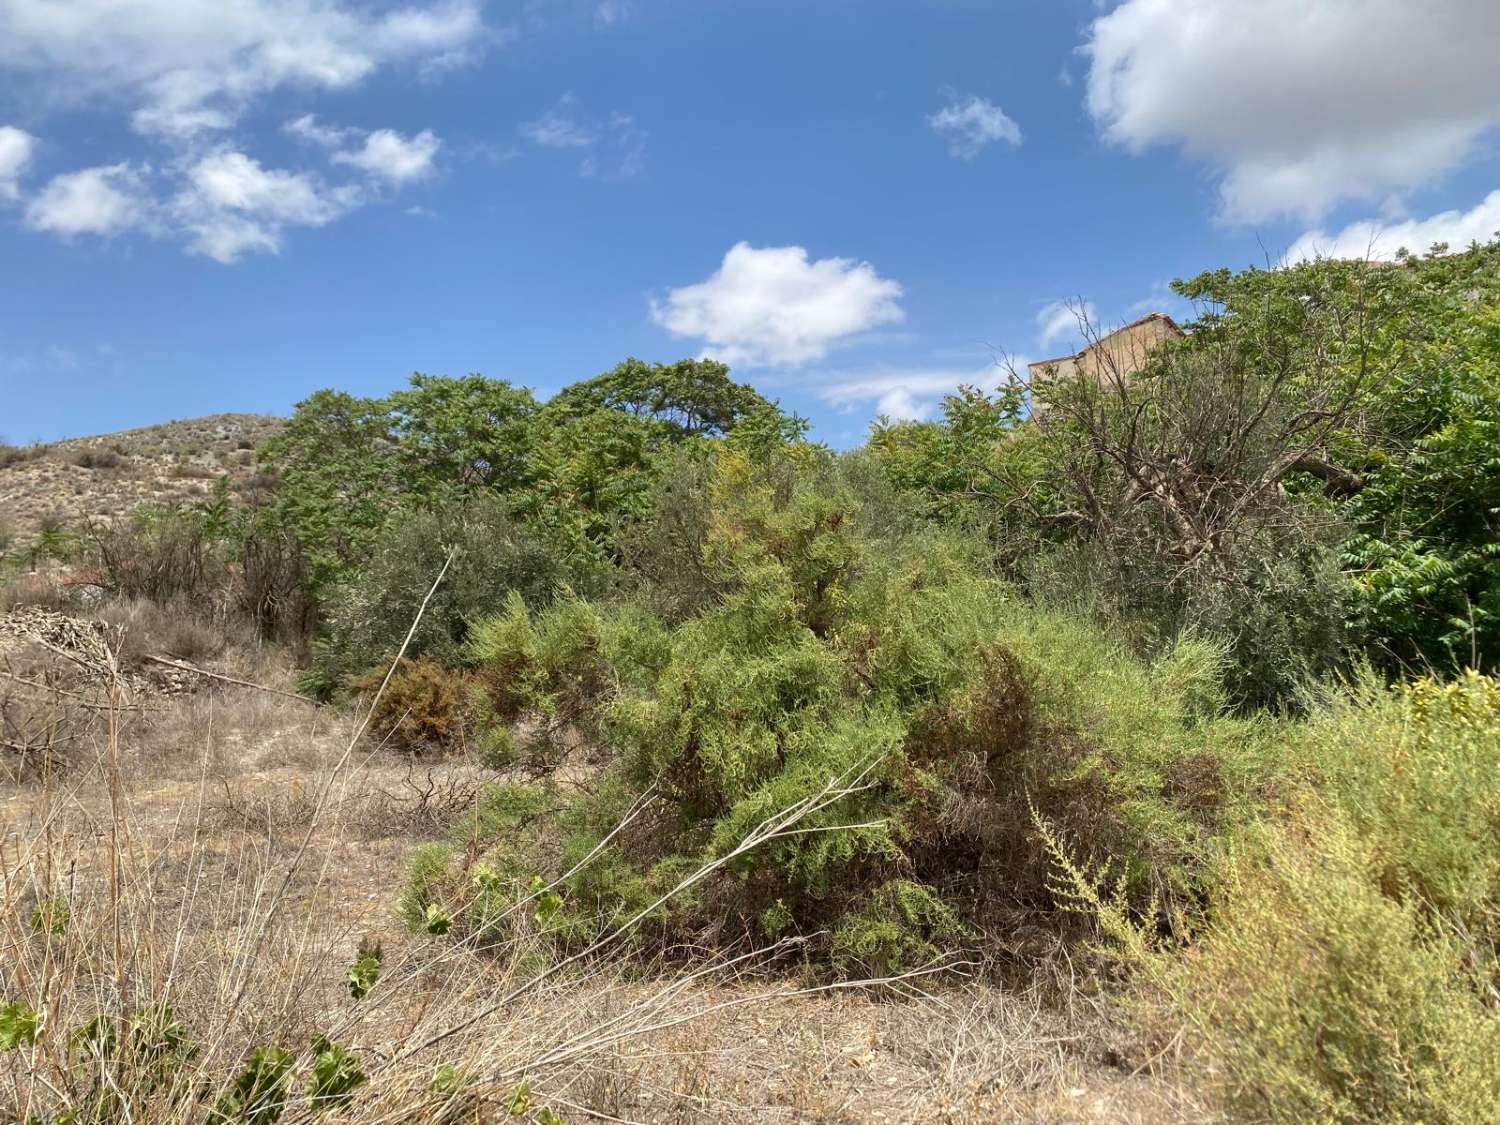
<box><xmin>1172</xmin><ymin>240</ymin><xmax>1500</xmax><ymax>674</ymax></box>
<box><xmin>307</xmin><ymin>1035</ymin><xmax>365</xmax><ymax>1111</ymax></box>
<box><xmin>430</xmin><ymin>450</ymin><xmax>1280</xmax><ymax>966</ymax></box>
<box><xmin>831</xmin><ymin>880</ymin><xmax>971</xmax><ymax>975</ymax></box>
<box><xmin>29</xmin><ymin>515</ymin><xmax>78</xmax><ymax>569</ymax></box>
<box><xmin>399</xmin><ymin>842</ymin><xmax>454</xmax><ymax>931</ymax></box>
<box><xmin>210</xmin><ymin>1045</ymin><xmax>297</xmax><ymax>1125</ymax></box>
<box><xmin>542</xmin><ymin>357</ymin><xmax>773</xmax><ymax>439</ymax></box>
<box><xmin>529</xmin><ymin>875</ymin><xmax>563</xmax><ymax>925</ymax></box>
<box><xmin>429</xmin><ymin>1063</ymin><xmax>481</xmax><ymax>1124</ymax></box>
<box><xmin>863</xmin><ymin>241</ymin><xmax>1500</xmax><ymax>701</ymax></box>
<box><xmin>258</xmin><ymin>388</ymin><xmax>407</xmax><ymax>593</ymax></box>
<box><xmin>264</xmin><ymin>363</ymin><xmax>794</xmax><ymax>607</ymax></box>
<box><xmin>1055</xmin><ymin>671</ymin><xmax>1500</xmax><ymax>1123</ymax></box>
<box><xmin>347</xmin><ymin>939</ymin><xmax>382</xmax><ymax>1000</ymax></box>
<box><xmin>126</xmin><ymin>1003</ymin><xmax>199</xmax><ymax>1090</ymax></box>
<box><xmin>1342</xmin><ymin>258</ymin><xmax>1500</xmax><ymax>669</ymax></box>
<box><xmin>507</xmin><ymin>1081</ymin><xmax>531</xmax><ymax>1115</ymax></box>
<box><xmin>29</xmin><ymin>896</ymin><xmax>69</xmax><ymax>935</ymax></box>
<box><xmin>1</xmin><ymin>1001</ymin><xmax>40</xmax><ymax>1049</ymax></box>
<box><xmin>867</xmin><ymin>382</ymin><xmax>1033</xmax><ymax>527</ymax></box>
<box><xmin>308</xmin><ymin>495</ymin><xmax>586</xmax><ymax>696</ymax></box>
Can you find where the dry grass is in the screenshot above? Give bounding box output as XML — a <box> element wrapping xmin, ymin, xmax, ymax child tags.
<box><xmin>0</xmin><ymin>609</ymin><xmax>1210</xmax><ymax>1123</ymax></box>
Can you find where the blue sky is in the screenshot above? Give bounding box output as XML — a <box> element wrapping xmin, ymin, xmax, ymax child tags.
<box><xmin>3</xmin><ymin>0</ymin><xmax>1498</xmax><ymax>445</ymax></box>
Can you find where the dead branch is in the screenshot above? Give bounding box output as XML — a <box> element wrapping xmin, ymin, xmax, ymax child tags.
<box><xmin>140</xmin><ymin>653</ymin><xmax>315</xmax><ymax>703</ymax></box>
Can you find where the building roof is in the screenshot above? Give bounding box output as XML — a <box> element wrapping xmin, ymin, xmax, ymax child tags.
<box><xmin>1026</xmin><ymin>311</ymin><xmax>1182</xmax><ymax>371</ymax></box>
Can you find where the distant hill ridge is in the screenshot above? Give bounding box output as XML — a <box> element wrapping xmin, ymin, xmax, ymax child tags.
<box><xmin>1</xmin><ymin>413</ymin><xmax>286</xmax><ymax>546</ymax></box>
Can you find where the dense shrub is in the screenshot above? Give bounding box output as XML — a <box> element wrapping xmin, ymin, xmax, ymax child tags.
<box><xmin>408</xmin><ymin>450</ymin><xmax>1281</xmax><ymax>969</ymax></box>
<box><xmin>306</xmin><ymin>496</ymin><xmax>591</xmax><ymax>698</ymax></box>
<box><xmin>1025</xmin><ymin>529</ymin><xmax>1356</xmax><ymax>710</ymax></box>
<box><xmin>0</xmin><ymin>442</ymin><xmax>46</xmax><ymax>468</ymax></box>
<box><xmin>85</xmin><ymin>506</ymin><xmax>234</xmax><ymax>606</ymax></box>
<box><xmin>1067</xmin><ymin>672</ymin><xmax>1500</xmax><ymax>1123</ymax></box>
<box><xmin>68</xmin><ymin>447</ymin><xmax>124</xmax><ymax>470</ymax></box>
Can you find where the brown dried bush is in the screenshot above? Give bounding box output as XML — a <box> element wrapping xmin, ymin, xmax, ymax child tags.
<box><xmin>360</xmin><ymin>656</ymin><xmax>479</xmax><ymax>754</ymax></box>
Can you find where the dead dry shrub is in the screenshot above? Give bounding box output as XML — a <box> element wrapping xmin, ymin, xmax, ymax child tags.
<box><xmin>0</xmin><ymin>442</ymin><xmax>46</xmax><ymax>468</ymax></box>
<box><xmin>359</xmin><ymin>657</ymin><xmax>480</xmax><ymax>755</ymax></box>
<box><xmin>68</xmin><ymin>447</ymin><xmax>124</xmax><ymax>470</ymax></box>
<box><xmin>97</xmin><ymin>597</ymin><xmax>229</xmax><ymax>663</ymax></box>
<box><xmin>0</xmin><ymin>573</ymin><xmax>77</xmax><ymax>613</ymax></box>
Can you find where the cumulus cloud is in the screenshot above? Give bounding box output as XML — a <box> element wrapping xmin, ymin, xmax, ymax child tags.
<box><xmin>521</xmin><ymin>95</ymin><xmax>646</xmax><ymax>178</ymax></box>
<box><xmin>1286</xmin><ymin>190</ymin><xmax>1500</xmax><ymax>263</ymax></box>
<box><xmin>652</xmin><ymin>242</ymin><xmax>905</xmax><ymax>367</ymax></box>
<box><xmin>25</xmin><ymin>163</ymin><xmax>149</xmax><ymax>236</ymax></box>
<box><xmin>287</xmin><ymin>115</ymin><xmax>442</xmax><ymax>183</ymax></box>
<box><xmin>22</xmin><ymin>150</ymin><xmax>372</xmax><ymax>261</ymax></box>
<box><xmin>1084</xmin><ymin>0</ymin><xmax>1500</xmax><ymax>222</ymax></box>
<box><xmin>173</xmin><ymin>151</ymin><xmax>362</xmax><ymax>262</ymax></box>
<box><xmin>928</xmin><ymin>94</ymin><xmax>1022</xmax><ymax>160</ymax></box>
<box><xmin>0</xmin><ymin>0</ymin><xmax>491</xmax><ymax>139</ymax></box>
<box><xmin>332</xmin><ymin>128</ymin><xmax>441</xmax><ymax>183</ymax></box>
<box><xmin>0</xmin><ymin>125</ymin><xmax>36</xmax><ymax>200</ymax></box>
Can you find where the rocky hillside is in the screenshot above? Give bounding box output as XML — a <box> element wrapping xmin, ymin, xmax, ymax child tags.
<box><xmin>0</xmin><ymin>413</ymin><xmax>284</xmax><ymax>547</ymax></box>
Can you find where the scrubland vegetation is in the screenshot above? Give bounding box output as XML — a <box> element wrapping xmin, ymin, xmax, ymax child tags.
<box><xmin>3</xmin><ymin>242</ymin><xmax>1499</xmax><ymax>1122</ymax></box>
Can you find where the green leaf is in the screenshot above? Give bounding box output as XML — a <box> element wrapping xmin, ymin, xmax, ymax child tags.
<box><xmin>507</xmin><ymin>1080</ymin><xmax>531</xmax><ymax>1115</ymax></box>
<box><xmin>211</xmin><ymin>1044</ymin><xmax>297</xmax><ymax>1125</ymax></box>
<box><xmin>348</xmin><ymin>955</ymin><xmax>381</xmax><ymax>1001</ymax></box>
<box><xmin>424</xmin><ymin>903</ymin><xmax>454</xmax><ymax>935</ymax></box>
<box><xmin>530</xmin><ymin>875</ymin><xmax>563</xmax><ymax>925</ymax></box>
<box><xmin>0</xmin><ymin>1002</ymin><xmax>40</xmax><ymax>1049</ymax></box>
<box><xmin>308</xmin><ymin>1035</ymin><xmax>366</xmax><ymax>1112</ymax></box>
<box><xmin>29</xmin><ymin>897</ymin><xmax>69</xmax><ymax>936</ymax></box>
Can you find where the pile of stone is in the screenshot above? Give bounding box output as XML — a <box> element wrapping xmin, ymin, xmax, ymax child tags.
<box><xmin>0</xmin><ymin>606</ymin><xmax>187</xmax><ymax>699</ymax></box>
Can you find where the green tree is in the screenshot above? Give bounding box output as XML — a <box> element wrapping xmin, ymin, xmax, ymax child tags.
<box><xmin>542</xmin><ymin>357</ymin><xmax>773</xmax><ymax>439</ymax></box>
<box><xmin>259</xmin><ymin>389</ymin><xmax>405</xmax><ymax>592</ymax></box>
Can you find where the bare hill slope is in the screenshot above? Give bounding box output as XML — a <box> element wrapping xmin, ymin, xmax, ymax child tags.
<box><xmin>0</xmin><ymin>413</ymin><xmax>284</xmax><ymax>544</ymax></box>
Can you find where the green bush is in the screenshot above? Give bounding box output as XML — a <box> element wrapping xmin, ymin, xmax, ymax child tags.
<box><xmin>413</xmin><ymin>449</ymin><xmax>1281</xmax><ymax>968</ymax></box>
<box><xmin>1066</xmin><ymin>672</ymin><xmax>1500</xmax><ymax>1123</ymax></box>
<box><xmin>307</xmin><ymin>496</ymin><xmax>590</xmax><ymax>698</ymax></box>
<box><xmin>1174</xmin><ymin>818</ymin><xmax>1500</xmax><ymax>1124</ymax></box>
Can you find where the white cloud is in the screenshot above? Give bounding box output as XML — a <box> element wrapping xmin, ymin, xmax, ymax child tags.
<box><xmin>23</xmin><ymin>133</ymin><xmax>436</xmax><ymax>261</ymax></box>
<box><xmin>284</xmin><ymin>113</ymin><xmax>354</xmax><ymax>149</ymax></box>
<box><xmin>1287</xmin><ymin>190</ymin><xmax>1500</xmax><ymax>263</ymax></box>
<box><xmin>1084</xmin><ymin>0</ymin><xmax>1500</xmax><ymax>222</ymax></box>
<box><xmin>521</xmin><ymin>95</ymin><xmax>645</xmax><ymax>178</ymax></box>
<box><xmin>0</xmin><ymin>0</ymin><xmax>491</xmax><ymax>140</ymax></box>
<box><xmin>25</xmin><ymin>163</ymin><xmax>149</xmax><ymax>236</ymax></box>
<box><xmin>653</xmin><ymin>242</ymin><xmax>905</xmax><ymax>367</ymax></box>
<box><xmin>1036</xmin><ymin>300</ymin><xmax>1096</xmax><ymax>351</ymax></box>
<box><xmin>333</xmin><ymin>128</ymin><xmax>441</xmax><ymax>183</ymax></box>
<box><xmin>173</xmin><ymin>150</ymin><xmax>361</xmax><ymax>262</ymax></box>
<box><xmin>820</xmin><ymin>367</ymin><xmax>1010</xmax><ymax>423</ymax></box>
<box><xmin>287</xmin><ymin>116</ymin><xmax>443</xmax><ymax>183</ymax></box>
<box><xmin>928</xmin><ymin>94</ymin><xmax>1022</xmax><ymax>160</ymax></box>
<box><xmin>0</xmin><ymin>125</ymin><xmax>36</xmax><ymax>200</ymax></box>
<box><xmin>521</xmin><ymin>95</ymin><xmax>598</xmax><ymax>148</ymax></box>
